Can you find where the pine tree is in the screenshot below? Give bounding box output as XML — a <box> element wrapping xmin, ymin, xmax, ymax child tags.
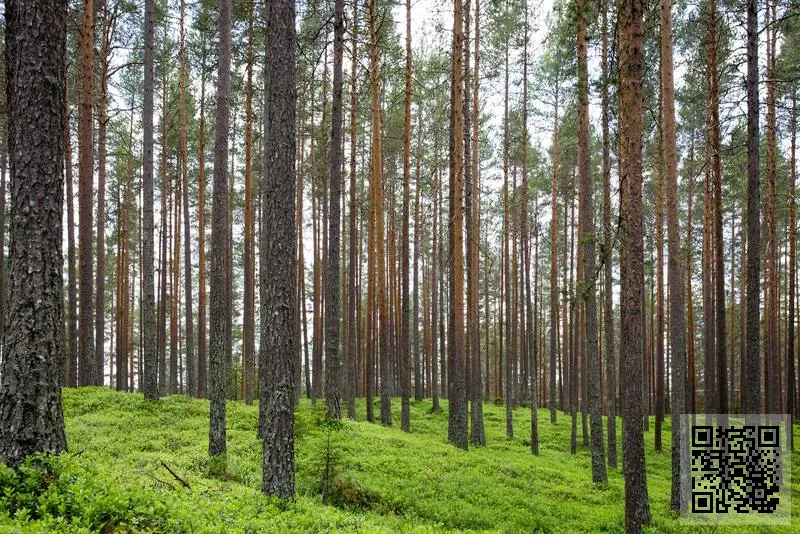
<box><xmin>619</xmin><ymin>0</ymin><xmax>651</xmax><ymax>529</ymax></box>
<box><xmin>261</xmin><ymin>0</ymin><xmax>297</xmax><ymax>499</ymax></box>
<box><xmin>209</xmin><ymin>0</ymin><xmax>232</xmax><ymax>459</ymax></box>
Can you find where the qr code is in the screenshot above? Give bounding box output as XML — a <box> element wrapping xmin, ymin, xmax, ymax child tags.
<box><xmin>681</xmin><ymin>415</ymin><xmax>791</xmax><ymax>525</ymax></box>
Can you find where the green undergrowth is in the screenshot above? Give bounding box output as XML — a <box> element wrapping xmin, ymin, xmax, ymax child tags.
<box><xmin>0</xmin><ymin>387</ymin><xmax>797</xmax><ymax>532</ymax></box>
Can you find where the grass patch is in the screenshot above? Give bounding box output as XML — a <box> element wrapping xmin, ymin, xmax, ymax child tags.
<box><xmin>0</xmin><ymin>387</ymin><xmax>796</xmax><ymax>532</ymax></box>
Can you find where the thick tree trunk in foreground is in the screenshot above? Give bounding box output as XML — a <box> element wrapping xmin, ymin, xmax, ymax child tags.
<box><xmin>261</xmin><ymin>0</ymin><xmax>297</xmax><ymax>498</ymax></box>
<box><xmin>209</xmin><ymin>0</ymin><xmax>232</xmax><ymax>458</ymax></box>
<box><xmin>619</xmin><ymin>0</ymin><xmax>651</xmax><ymax>530</ymax></box>
<box><xmin>0</xmin><ymin>0</ymin><xmax>67</xmax><ymax>466</ymax></box>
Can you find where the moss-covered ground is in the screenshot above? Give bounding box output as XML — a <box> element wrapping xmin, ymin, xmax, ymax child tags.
<box><xmin>0</xmin><ymin>387</ymin><xmax>797</xmax><ymax>532</ymax></box>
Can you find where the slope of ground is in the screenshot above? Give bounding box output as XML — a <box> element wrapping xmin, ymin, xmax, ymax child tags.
<box><xmin>0</xmin><ymin>388</ymin><xmax>796</xmax><ymax>532</ymax></box>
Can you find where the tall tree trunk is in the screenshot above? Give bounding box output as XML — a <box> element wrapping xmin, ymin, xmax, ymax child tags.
<box><xmin>661</xmin><ymin>0</ymin><xmax>687</xmax><ymax>510</ymax></box>
<box><xmin>601</xmin><ymin>0</ymin><xmax>616</xmax><ymax>468</ymax></box>
<box><xmin>549</xmin><ymin>98</ymin><xmax>560</xmax><ymax>424</ymax></box>
<box><xmin>180</xmin><ymin>0</ymin><xmax>195</xmax><ymax>398</ymax></box>
<box><xmin>141</xmin><ymin>0</ymin><xmax>158</xmax><ymax>401</ymax></box>
<box><xmin>242</xmin><ymin>3</ymin><xmax>255</xmax><ymax>405</ymax></box>
<box><xmin>78</xmin><ymin>0</ymin><xmax>96</xmax><ymax>387</ymax></box>
<box><xmin>261</xmin><ymin>0</ymin><xmax>297</xmax><ymax>499</ymax></box>
<box><xmin>399</xmin><ymin>0</ymin><xmax>412</xmax><ymax>431</ymax></box>
<box><xmin>520</xmin><ymin>3</ymin><xmax>536</xmax><ymax>454</ymax></box>
<box><xmin>447</xmin><ymin>0</ymin><xmax>468</xmax><ymax>450</ymax></box>
<box><xmin>788</xmin><ymin>89</ymin><xmax>797</xmax><ymax>447</ymax></box>
<box><xmin>0</xmin><ymin>0</ymin><xmax>68</xmax><ymax>465</ymax></box>
<box><xmin>502</xmin><ymin>22</ymin><xmax>513</xmax><ymax>439</ymax></box>
<box><xmin>209</xmin><ymin>0</ymin><xmax>232</xmax><ymax>458</ymax></box>
<box><xmin>765</xmin><ymin>0</ymin><xmax>780</xmax><ymax>415</ymax></box>
<box><xmin>96</xmin><ymin>0</ymin><xmax>113</xmax><ymax>386</ymax></box>
<box><xmin>469</xmin><ymin>0</ymin><xmax>485</xmax><ymax>447</ymax></box>
<box><xmin>709</xmin><ymin>0</ymin><xmax>727</xmax><ymax>414</ymax></box>
<box><xmin>368</xmin><ymin>0</ymin><xmax>391</xmax><ymax>426</ymax></box>
<box><xmin>619</xmin><ymin>0</ymin><xmax>651</xmax><ymax>529</ymax></box>
<box><xmin>577</xmin><ymin>0</ymin><xmax>606</xmax><ymax>482</ymax></box>
<box><xmin>346</xmin><ymin>3</ymin><xmax>359</xmax><ymax>419</ymax></box>
<box><xmin>197</xmin><ymin>31</ymin><xmax>208</xmax><ymax>399</ymax></box>
<box><xmin>702</xmin><ymin>81</ymin><xmax>715</xmax><ymax>414</ymax></box>
<box><xmin>324</xmin><ymin>0</ymin><xmax>345</xmax><ymax>420</ymax></box>
<box><xmin>655</xmin><ymin>100</ymin><xmax>664</xmax><ymax>452</ymax></box>
<box><xmin>66</xmin><ymin>86</ymin><xmax>79</xmax><ymax>387</ymax></box>
<box><xmin>744</xmin><ymin>0</ymin><xmax>760</xmax><ymax>416</ymax></box>
<box><xmin>431</xmin><ymin>152</ymin><xmax>440</xmax><ymax>413</ymax></box>
<box><xmin>686</xmin><ymin>137</ymin><xmax>697</xmax><ymax>414</ymax></box>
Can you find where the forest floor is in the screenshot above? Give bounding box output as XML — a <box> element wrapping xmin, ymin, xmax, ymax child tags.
<box><xmin>0</xmin><ymin>388</ymin><xmax>797</xmax><ymax>532</ymax></box>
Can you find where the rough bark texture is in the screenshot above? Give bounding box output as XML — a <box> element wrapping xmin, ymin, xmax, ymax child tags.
<box><xmin>708</xmin><ymin>0</ymin><xmax>726</xmax><ymax>415</ymax></box>
<box><xmin>0</xmin><ymin>0</ymin><xmax>68</xmax><ymax>466</ymax></box>
<box><xmin>744</xmin><ymin>0</ymin><xmax>760</xmax><ymax>415</ymax></box>
<box><xmin>261</xmin><ymin>0</ymin><xmax>297</xmax><ymax>498</ymax></box>
<box><xmin>324</xmin><ymin>0</ymin><xmax>345</xmax><ymax>420</ymax></box>
<box><xmin>577</xmin><ymin>0</ymin><xmax>606</xmax><ymax>483</ymax></box>
<box><xmin>660</xmin><ymin>0</ymin><xmax>687</xmax><ymax>511</ymax></box>
<box><xmin>209</xmin><ymin>0</ymin><xmax>232</xmax><ymax>458</ymax></box>
<box><xmin>141</xmin><ymin>0</ymin><xmax>158</xmax><ymax>401</ymax></box>
<box><xmin>78</xmin><ymin>0</ymin><xmax>95</xmax><ymax>387</ymax></box>
<box><xmin>601</xmin><ymin>0</ymin><xmax>616</xmax><ymax>469</ymax></box>
<box><xmin>619</xmin><ymin>0</ymin><xmax>651</xmax><ymax>529</ymax></box>
<box><xmin>447</xmin><ymin>0</ymin><xmax>468</xmax><ymax>450</ymax></box>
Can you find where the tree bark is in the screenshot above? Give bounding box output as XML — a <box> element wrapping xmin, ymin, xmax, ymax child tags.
<box><xmin>65</xmin><ymin>86</ymin><xmax>78</xmax><ymax>388</ymax></box>
<box><xmin>180</xmin><ymin>0</ymin><xmax>195</xmax><ymax>398</ymax></box>
<box><xmin>601</xmin><ymin>0</ymin><xmax>616</xmax><ymax>468</ymax></box>
<box><xmin>619</xmin><ymin>0</ymin><xmax>651</xmax><ymax>529</ymax></box>
<box><xmin>324</xmin><ymin>0</ymin><xmax>345</xmax><ymax>420</ymax></box>
<box><xmin>577</xmin><ymin>0</ymin><xmax>606</xmax><ymax>482</ymax></box>
<box><xmin>242</xmin><ymin>2</ymin><xmax>255</xmax><ymax>405</ymax></box>
<box><xmin>469</xmin><ymin>0</ymin><xmax>485</xmax><ymax>447</ymax></box>
<box><xmin>141</xmin><ymin>0</ymin><xmax>158</xmax><ymax>401</ymax></box>
<box><xmin>0</xmin><ymin>0</ymin><xmax>68</xmax><ymax>466</ymax></box>
<box><xmin>661</xmin><ymin>0</ymin><xmax>687</xmax><ymax>511</ymax></box>
<box><xmin>399</xmin><ymin>0</ymin><xmax>412</xmax><ymax>432</ymax></box>
<box><xmin>261</xmin><ymin>0</ymin><xmax>297</xmax><ymax>499</ymax></box>
<box><xmin>78</xmin><ymin>0</ymin><xmax>96</xmax><ymax>387</ymax></box>
<box><xmin>209</xmin><ymin>0</ymin><xmax>232</xmax><ymax>457</ymax></box>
